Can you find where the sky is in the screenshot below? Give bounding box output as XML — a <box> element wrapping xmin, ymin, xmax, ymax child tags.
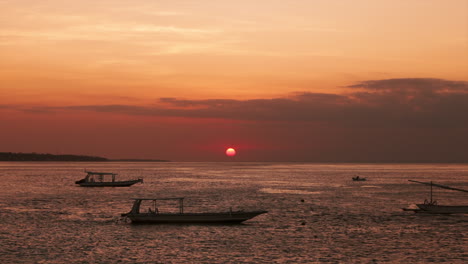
<box><xmin>1</xmin><ymin>0</ymin><xmax>467</xmax><ymax>162</ymax></box>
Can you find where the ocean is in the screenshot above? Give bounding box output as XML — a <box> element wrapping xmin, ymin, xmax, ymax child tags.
<box><xmin>0</xmin><ymin>162</ymin><xmax>467</xmax><ymax>263</ymax></box>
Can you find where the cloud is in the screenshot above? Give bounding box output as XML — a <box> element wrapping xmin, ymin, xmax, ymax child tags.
<box><xmin>5</xmin><ymin>78</ymin><xmax>468</xmax><ymax>128</ymax></box>
<box><xmin>82</xmin><ymin>24</ymin><xmax>220</xmax><ymax>35</ymax></box>
<box><xmin>348</xmin><ymin>78</ymin><xmax>468</xmax><ymax>93</ymax></box>
<box><xmin>0</xmin><ymin>24</ymin><xmax>219</xmax><ymax>43</ymax></box>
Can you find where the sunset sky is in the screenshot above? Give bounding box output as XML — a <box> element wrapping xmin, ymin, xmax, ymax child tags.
<box><xmin>1</xmin><ymin>0</ymin><xmax>467</xmax><ymax>161</ymax></box>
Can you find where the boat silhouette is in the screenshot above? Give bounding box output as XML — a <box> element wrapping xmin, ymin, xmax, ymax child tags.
<box><xmin>75</xmin><ymin>171</ymin><xmax>143</xmax><ymax>187</ymax></box>
<box><xmin>404</xmin><ymin>180</ymin><xmax>468</xmax><ymax>214</ymax></box>
<box><xmin>121</xmin><ymin>197</ymin><xmax>268</xmax><ymax>224</ymax></box>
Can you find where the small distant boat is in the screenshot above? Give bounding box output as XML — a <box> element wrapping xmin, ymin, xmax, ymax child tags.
<box><xmin>121</xmin><ymin>197</ymin><xmax>268</xmax><ymax>224</ymax></box>
<box><xmin>75</xmin><ymin>171</ymin><xmax>143</xmax><ymax>187</ymax></box>
<box><xmin>352</xmin><ymin>175</ymin><xmax>366</xmax><ymax>181</ymax></box>
<box><xmin>404</xmin><ymin>180</ymin><xmax>468</xmax><ymax>214</ymax></box>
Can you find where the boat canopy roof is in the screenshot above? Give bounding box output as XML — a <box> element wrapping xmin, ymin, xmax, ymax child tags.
<box><xmin>86</xmin><ymin>171</ymin><xmax>117</xmax><ymax>175</ymax></box>
<box><xmin>131</xmin><ymin>197</ymin><xmax>185</xmax><ymax>201</ymax></box>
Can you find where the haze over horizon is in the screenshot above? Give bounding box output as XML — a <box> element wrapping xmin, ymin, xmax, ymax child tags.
<box><xmin>1</xmin><ymin>0</ymin><xmax>467</xmax><ymax>162</ymax></box>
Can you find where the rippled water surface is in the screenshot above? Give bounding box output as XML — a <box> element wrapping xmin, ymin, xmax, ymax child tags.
<box><xmin>1</xmin><ymin>162</ymin><xmax>467</xmax><ymax>263</ymax></box>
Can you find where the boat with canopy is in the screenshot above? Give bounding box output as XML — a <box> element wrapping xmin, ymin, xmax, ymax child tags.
<box><xmin>75</xmin><ymin>171</ymin><xmax>143</xmax><ymax>187</ymax></box>
<box><xmin>121</xmin><ymin>197</ymin><xmax>268</xmax><ymax>224</ymax></box>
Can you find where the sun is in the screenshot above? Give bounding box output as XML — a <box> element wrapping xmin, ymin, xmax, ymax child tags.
<box><xmin>225</xmin><ymin>148</ymin><xmax>236</xmax><ymax>157</ymax></box>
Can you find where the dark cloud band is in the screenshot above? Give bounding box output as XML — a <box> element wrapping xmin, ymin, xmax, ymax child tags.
<box><xmin>6</xmin><ymin>78</ymin><xmax>468</xmax><ymax>128</ymax></box>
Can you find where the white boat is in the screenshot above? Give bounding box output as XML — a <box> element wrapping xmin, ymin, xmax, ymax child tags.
<box><xmin>121</xmin><ymin>197</ymin><xmax>268</xmax><ymax>224</ymax></box>
<box><xmin>75</xmin><ymin>171</ymin><xmax>143</xmax><ymax>187</ymax></box>
<box><xmin>405</xmin><ymin>180</ymin><xmax>468</xmax><ymax>214</ymax></box>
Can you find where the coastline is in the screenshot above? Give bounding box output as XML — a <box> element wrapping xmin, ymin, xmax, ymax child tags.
<box><xmin>0</xmin><ymin>152</ymin><xmax>169</xmax><ymax>162</ymax></box>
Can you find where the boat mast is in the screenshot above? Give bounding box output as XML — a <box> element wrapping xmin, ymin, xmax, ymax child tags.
<box><xmin>179</xmin><ymin>198</ymin><xmax>184</xmax><ymax>214</ymax></box>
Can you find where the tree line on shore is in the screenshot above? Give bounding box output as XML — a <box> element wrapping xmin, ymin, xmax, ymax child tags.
<box><xmin>0</xmin><ymin>152</ymin><xmax>108</xmax><ymax>161</ymax></box>
<box><xmin>0</xmin><ymin>152</ymin><xmax>170</xmax><ymax>162</ymax></box>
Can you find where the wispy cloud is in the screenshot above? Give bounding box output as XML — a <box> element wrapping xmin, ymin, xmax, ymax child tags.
<box><xmin>0</xmin><ymin>24</ymin><xmax>220</xmax><ymax>41</ymax></box>
<box><xmin>348</xmin><ymin>78</ymin><xmax>468</xmax><ymax>93</ymax></box>
<box><xmin>82</xmin><ymin>24</ymin><xmax>220</xmax><ymax>35</ymax></box>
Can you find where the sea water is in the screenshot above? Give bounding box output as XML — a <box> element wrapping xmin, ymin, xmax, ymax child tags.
<box><xmin>0</xmin><ymin>162</ymin><xmax>467</xmax><ymax>263</ymax></box>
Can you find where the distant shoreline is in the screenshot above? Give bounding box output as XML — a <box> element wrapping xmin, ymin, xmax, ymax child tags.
<box><xmin>108</xmin><ymin>159</ymin><xmax>170</xmax><ymax>162</ymax></box>
<box><xmin>0</xmin><ymin>152</ymin><xmax>169</xmax><ymax>162</ymax></box>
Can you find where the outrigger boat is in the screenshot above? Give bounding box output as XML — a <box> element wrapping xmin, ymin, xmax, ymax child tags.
<box><xmin>403</xmin><ymin>180</ymin><xmax>468</xmax><ymax>214</ymax></box>
<box><xmin>121</xmin><ymin>197</ymin><xmax>268</xmax><ymax>224</ymax></box>
<box><xmin>75</xmin><ymin>171</ymin><xmax>143</xmax><ymax>187</ymax></box>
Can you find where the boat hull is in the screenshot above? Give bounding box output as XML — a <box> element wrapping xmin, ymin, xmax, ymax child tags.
<box><xmin>352</xmin><ymin>177</ymin><xmax>366</xmax><ymax>181</ymax></box>
<box><xmin>416</xmin><ymin>204</ymin><xmax>468</xmax><ymax>214</ymax></box>
<box><xmin>125</xmin><ymin>211</ymin><xmax>268</xmax><ymax>224</ymax></box>
<box><xmin>76</xmin><ymin>179</ymin><xmax>142</xmax><ymax>187</ymax></box>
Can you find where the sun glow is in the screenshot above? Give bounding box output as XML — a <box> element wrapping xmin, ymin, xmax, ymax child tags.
<box><xmin>225</xmin><ymin>148</ymin><xmax>236</xmax><ymax>157</ymax></box>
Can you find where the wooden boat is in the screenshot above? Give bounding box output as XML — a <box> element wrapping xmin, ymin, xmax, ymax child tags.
<box><xmin>121</xmin><ymin>197</ymin><xmax>268</xmax><ymax>224</ymax></box>
<box><xmin>405</xmin><ymin>180</ymin><xmax>468</xmax><ymax>214</ymax></box>
<box><xmin>414</xmin><ymin>204</ymin><xmax>468</xmax><ymax>214</ymax></box>
<box><xmin>352</xmin><ymin>175</ymin><xmax>366</xmax><ymax>181</ymax></box>
<box><xmin>75</xmin><ymin>171</ymin><xmax>143</xmax><ymax>187</ymax></box>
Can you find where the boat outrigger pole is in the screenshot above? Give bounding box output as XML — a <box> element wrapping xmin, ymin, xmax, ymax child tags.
<box><xmin>408</xmin><ymin>180</ymin><xmax>468</xmax><ymax>193</ymax></box>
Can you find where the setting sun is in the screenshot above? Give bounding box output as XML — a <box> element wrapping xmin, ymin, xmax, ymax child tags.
<box><xmin>225</xmin><ymin>148</ymin><xmax>236</xmax><ymax>157</ymax></box>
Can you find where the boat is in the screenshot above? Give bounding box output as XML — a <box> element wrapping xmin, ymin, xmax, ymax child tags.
<box><xmin>352</xmin><ymin>175</ymin><xmax>366</xmax><ymax>181</ymax></box>
<box><xmin>404</xmin><ymin>180</ymin><xmax>468</xmax><ymax>214</ymax></box>
<box><xmin>75</xmin><ymin>171</ymin><xmax>143</xmax><ymax>187</ymax></box>
<box><xmin>121</xmin><ymin>197</ymin><xmax>268</xmax><ymax>224</ymax></box>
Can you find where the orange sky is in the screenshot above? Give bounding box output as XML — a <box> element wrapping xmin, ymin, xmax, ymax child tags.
<box><xmin>1</xmin><ymin>0</ymin><xmax>468</xmax><ymax>161</ymax></box>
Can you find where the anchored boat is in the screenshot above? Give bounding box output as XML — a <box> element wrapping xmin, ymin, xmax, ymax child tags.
<box><xmin>404</xmin><ymin>180</ymin><xmax>468</xmax><ymax>214</ymax></box>
<box><xmin>352</xmin><ymin>175</ymin><xmax>367</xmax><ymax>181</ymax></box>
<box><xmin>75</xmin><ymin>171</ymin><xmax>143</xmax><ymax>187</ymax></box>
<box><xmin>121</xmin><ymin>197</ymin><xmax>268</xmax><ymax>224</ymax></box>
